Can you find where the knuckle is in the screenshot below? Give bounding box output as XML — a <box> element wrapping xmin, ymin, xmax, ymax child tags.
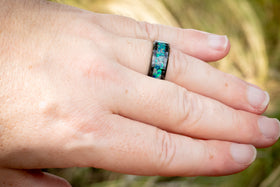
<box><xmin>233</xmin><ymin>111</ymin><xmax>255</xmax><ymax>141</ymax></box>
<box><xmin>174</xmin><ymin>27</ymin><xmax>186</xmax><ymax>44</ymax></box>
<box><xmin>176</xmin><ymin>88</ymin><xmax>204</xmax><ymax>131</ymax></box>
<box><xmin>176</xmin><ymin>87</ymin><xmax>192</xmax><ymax>125</ymax></box>
<box><xmin>39</xmin><ymin>100</ymin><xmax>64</xmax><ymax>122</ymax></box>
<box><xmin>124</xmin><ymin>38</ymin><xmax>153</xmax><ymax>72</ymax></box>
<box><xmin>154</xmin><ymin>129</ymin><xmax>176</xmax><ymax>173</ymax></box>
<box><xmin>73</xmin><ymin>19</ymin><xmax>105</xmax><ymax>41</ymax></box>
<box><xmin>126</xmin><ymin>17</ymin><xmax>147</xmax><ymax>39</ymax></box>
<box><xmin>81</xmin><ymin>58</ymin><xmax>120</xmax><ymax>84</ymax></box>
<box><xmin>82</xmin><ymin>58</ymin><xmax>108</xmax><ymax>79</ymax></box>
<box><xmin>191</xmin><ymin>140</ymin><xmax>211</xmax><ymax>174</ymax></box>
<box><xmin>168</xmin><ymin>50</ymin><xmax>191</xmax><ymax>82</ymax></box>
<box><xmin>139</xmin><ymin>21</ymin><xmax>159</xmax><ymax>40</ymax></box>
<box><xmin>72</xmin><ymin>18</ymin><xmax>115</xmax><ymax>50</ymax></box>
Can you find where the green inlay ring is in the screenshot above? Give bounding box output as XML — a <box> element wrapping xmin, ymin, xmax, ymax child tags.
<box><xmin>148</xmin><ymin>41</ymin><xmax>170</xmax><ymax>80</ymax></box>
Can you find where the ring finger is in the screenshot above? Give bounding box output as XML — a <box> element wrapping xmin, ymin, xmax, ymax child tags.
<box><xmin>111</xmin><ymin>37</ymin><xmax>269</xmax><ymax>114</ymax></box>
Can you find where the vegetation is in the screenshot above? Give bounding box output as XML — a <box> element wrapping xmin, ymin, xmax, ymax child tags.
<box><xmin>48</xmin><ymin>0</ymin><xmax>280</xmax><ymax>186</ymax></box>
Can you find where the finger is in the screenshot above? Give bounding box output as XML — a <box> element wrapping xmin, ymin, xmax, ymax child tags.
<box><xmin>109</xmin><ymin>65</ymin><xmax>279</xmax><ymax>148</ymax></box>
<box><xmin>92</xmin><ymin>13</ymin><xmax>230</xmax><ymax>62</ymax></box>
<box><xmin>83</xmin><ymin>114</ymin><xmax>256</xmax><ymax>176</ymax></box>
<box><xmin>0</xmin><ymin>169</ymin><xmax>71</xmax><ymax>187</ymax></box>
<box><xmin>112</xmin><ymin>37</ymin><xmax>269</xmax><ymax>114</ymax></box>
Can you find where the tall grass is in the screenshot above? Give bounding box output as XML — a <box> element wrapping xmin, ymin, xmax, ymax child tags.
<box><xmin>49</xmin><ymin>0</ymin><xmax>280</xmax><ymax>186</ymax></box>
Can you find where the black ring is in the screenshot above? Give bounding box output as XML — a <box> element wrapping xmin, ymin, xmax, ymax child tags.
<box><xmin>148</xmin><ymin>41</ymin><xmax>170</xmax><ymax>79</ymax></box>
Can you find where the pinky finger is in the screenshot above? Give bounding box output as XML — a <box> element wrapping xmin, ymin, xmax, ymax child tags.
<box><xmin>89</xmin><ymin>115</ymin><xmax>257</xmax><ymax>176</ymax></box>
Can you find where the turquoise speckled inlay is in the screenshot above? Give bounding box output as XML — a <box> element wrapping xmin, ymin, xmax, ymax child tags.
<box><xmin>150</xmin><ymin>41</ymin><xmax>169</xmax><ymax>79</ymax></box>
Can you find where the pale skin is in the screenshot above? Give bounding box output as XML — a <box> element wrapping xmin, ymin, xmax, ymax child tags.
<box><xmin>0</xmin><ymin>0</ymin><xmax>279</xmax><ymax>186</ymax></box>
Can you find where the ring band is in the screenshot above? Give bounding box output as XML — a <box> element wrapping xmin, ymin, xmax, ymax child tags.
<box><xmin>148</xmin><ymin>41</ymin><xmax>170</xmax><ymax>79</ymax></box>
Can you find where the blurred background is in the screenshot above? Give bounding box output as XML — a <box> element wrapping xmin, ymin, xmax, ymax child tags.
<box><xmin>49</xmin><ymin>0</ymin><xmax>280</xmax><ymax>186</ymax></box>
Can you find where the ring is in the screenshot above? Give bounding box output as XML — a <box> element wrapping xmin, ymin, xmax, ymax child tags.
<box><xmin>148</xmin><ymin>41</ymin><xmax>170</xmax><ymax>79</ymax></box>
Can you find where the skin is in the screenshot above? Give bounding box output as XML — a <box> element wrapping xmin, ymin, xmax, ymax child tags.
<box><xmin>0</xmin><ymin>0</ymin><xmax>279</xmax><ymax>186</ymax></box>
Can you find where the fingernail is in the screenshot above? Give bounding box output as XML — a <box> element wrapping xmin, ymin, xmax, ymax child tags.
<box><xmin>258</xmin><ymin>117</ymin><xmax>280</xmax><ymax>140</ymax></box>
<box><xmin>247</xmin><ymin>86</ymin><xmax>270</xmax><ymax>110</ymax></box>
<box><xmin>208</xmin><ymin>34</ymin><xmax>228</xmax><ymax>51</ymax></box>
<box><xmin>230</xmin><ymin>144</ymin><xmax>256</xmax><ymax>165</ymax></box>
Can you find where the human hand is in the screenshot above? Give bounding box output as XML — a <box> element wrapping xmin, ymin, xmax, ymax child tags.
<box><xmin>0</xmin><ymin>0</ymin><xmax>279</xmax><ymax>186</ymax></box>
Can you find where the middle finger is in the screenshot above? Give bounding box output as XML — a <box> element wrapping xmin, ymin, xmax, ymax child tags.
<box><xmin>109</xmin><ymin>63</ymin><xmax>279</xmax><ymax>148</ymax></box>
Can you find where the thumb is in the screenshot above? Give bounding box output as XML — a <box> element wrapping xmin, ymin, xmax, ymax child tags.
<box><xmin>0</xmin><ymin>169</ymin><xmax>71</xmax><ymax>187</ymax></box>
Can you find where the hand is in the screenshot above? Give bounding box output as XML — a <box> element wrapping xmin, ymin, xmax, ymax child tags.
<box><xmin>0</xmin><ymin>0</ymin><xmax>279</xmax><ymax>186</ymax></box>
